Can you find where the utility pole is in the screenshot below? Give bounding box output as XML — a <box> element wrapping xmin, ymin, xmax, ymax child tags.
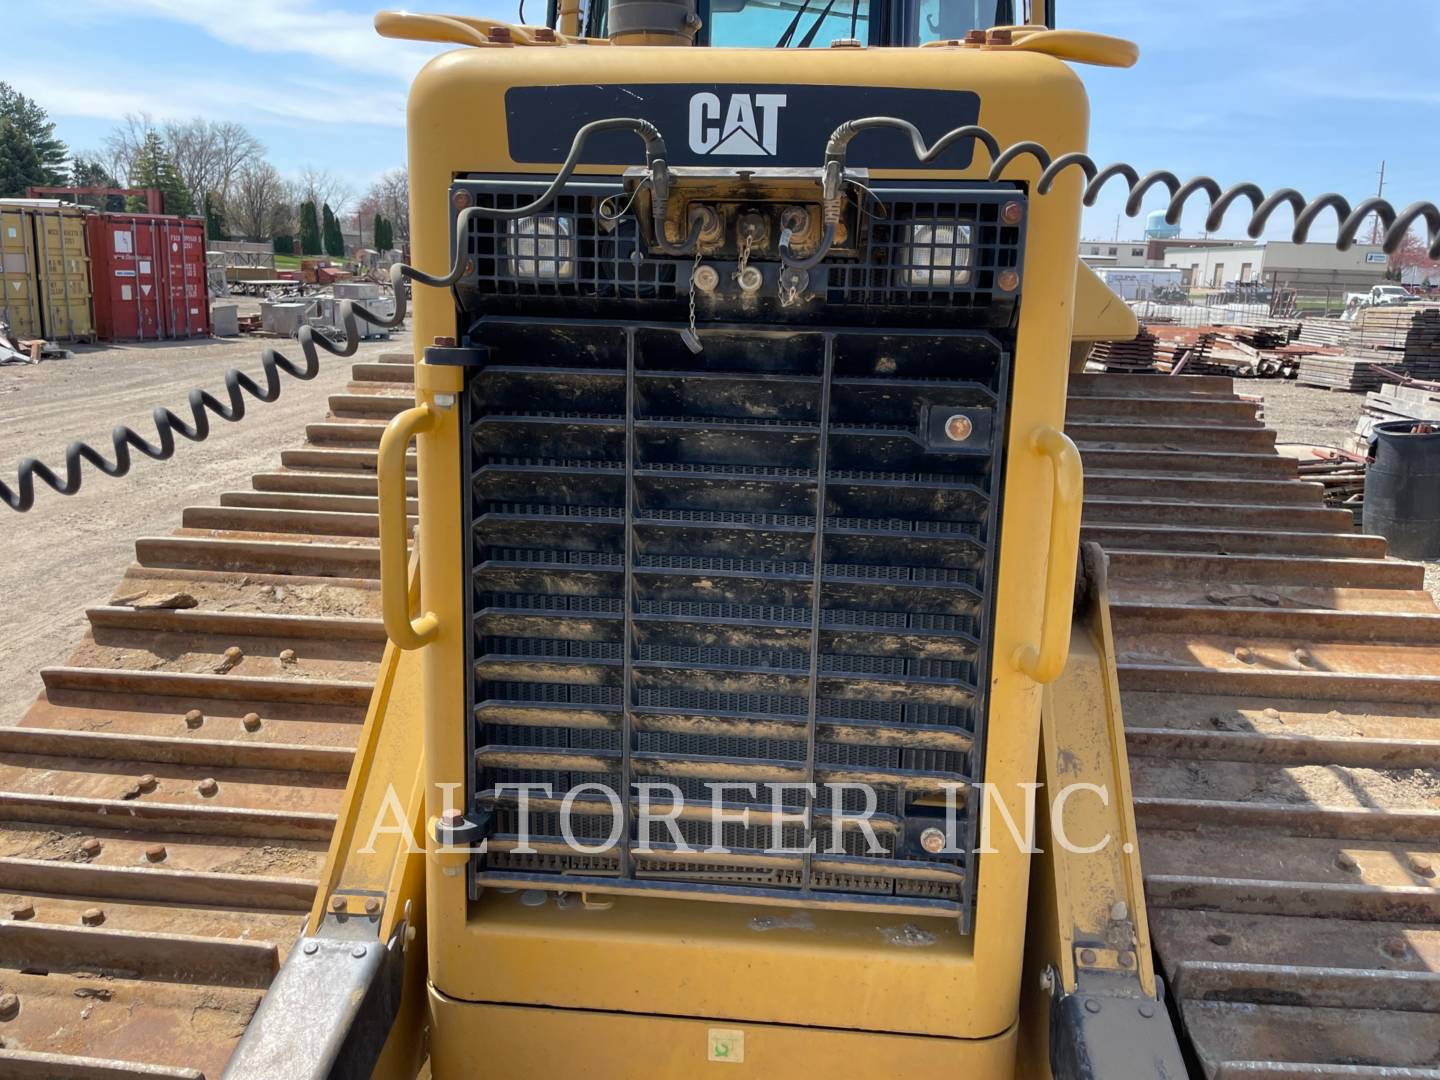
<box><xmin>1114</xmin><ymin>213</ymin><xmax>1120</xmax><ymax>242</ymax></box>
<box><xmin>1370</xmin><ymin>160</ymin><xmax>1386</xmax><ymax>245</ymax></box>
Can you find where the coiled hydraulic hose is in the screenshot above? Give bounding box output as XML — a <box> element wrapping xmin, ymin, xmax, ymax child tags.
<box><xmin>9</xmin><ymin>115</ymin><xmax>1436</xmax><ymax>511</ymax></box>
<box><xmin>821</xmin><ymin>118</ymin><xmax>1440</xmax><ymax>258</ymax></box>
<box><xmin>1</xmin><ymin>118</ymin><xmax>668</xmax><ymax>513</ymax></box>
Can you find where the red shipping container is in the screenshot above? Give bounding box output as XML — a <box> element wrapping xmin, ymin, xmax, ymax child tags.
<box><xmin>88</xmin><ymin>213</ymin><xmax>210</xmax><ymax>341</ymax></box>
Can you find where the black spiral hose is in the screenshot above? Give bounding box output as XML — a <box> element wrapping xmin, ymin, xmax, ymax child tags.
<box><xmin>2</xmin><ymin>118</ymin><xmax>667</xmax><ymax>513</ymax></box>
<box><xmin>11</xmin><ymin>115</ymin><xmax>1434</xmax><ymax>512</ymax></box>
<box><xmin>824</xmin><ymin>117</ymin><xmax>1440</xmax><ymax>258</ymax></box>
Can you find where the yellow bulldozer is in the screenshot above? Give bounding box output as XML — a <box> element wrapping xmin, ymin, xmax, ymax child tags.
<box><xmin>2</xmin><ymin>2</ymin><xmax>1437</xmax><ymax>1078</ymax></box>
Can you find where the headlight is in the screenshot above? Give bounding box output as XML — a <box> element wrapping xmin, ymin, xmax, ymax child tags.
<box><xmin>505</xmin><ymin>214</ymin><xmax>575</xmax><ymax>280</ymax></box>
<box><xmin>900</xmin><ymin>222</ymin><xmax>972</xmax><ymax>288</ymax></box>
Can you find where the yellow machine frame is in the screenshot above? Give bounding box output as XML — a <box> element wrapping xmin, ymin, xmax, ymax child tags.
<box><xmin>302</xmin><ymin>15</ymin><xmax>1173</xmax><ymax>1077</ymax></box>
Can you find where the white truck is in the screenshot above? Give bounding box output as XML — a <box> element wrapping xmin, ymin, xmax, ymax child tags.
<box><xmin>1342</xmin><ymin>283</ymin><xmax>1420</xmax><ymax>320</ymax></box>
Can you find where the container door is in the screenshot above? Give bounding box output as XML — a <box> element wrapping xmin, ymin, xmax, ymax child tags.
<box><xmin>182</xmin><ymin>222</ymin><xmax>210</xmax><ymax>336</ymax></box>
<box><xmin>104</xmin><ymin>219</ymin><xmax>163</xmax><ymax>340</ymax></box>
<box><xmin>0</xmin><ymin>208</ymin><xmax>40</xmax><ymax>339</ymax></box>
<box><xmin>161</xmin><ymin>221</ymin><xmax>204</xmax><ymax>338</ymax></box>
<box><xmin>103</xmin><ymin>221</ymin><xmax>141</xmax><ymax>339</ymax></box>
<box><xmin>137</xmin><ymin>220</ymin><xmax>162</xmax><ymax>339</ymax></box>
<box><xmin>36</xmin><ymin>209</ymin><xmax>94</xmax><ymax>342</ymax></box>
<box><xmin>159</xmin><ymin>219</ymin><xmax>178</xmax><ymax>338</ymax></box>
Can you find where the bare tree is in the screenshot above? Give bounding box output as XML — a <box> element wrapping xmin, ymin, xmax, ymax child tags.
<box><xmin>295</xmin><ymin>165</ymin><xmax>353</xmax><ymax>219</ymax></box>
<box><xmin>230</xmin><ymin>160</ymin><xmax>289</xmax><ymax>241</ymax></box>
<box><xmin>368</xmin><ymin>167</ymin><xmax>409</xmax><ymax>246</ymax></box>
<box><xmin>100</xmin><ymin>114</ymin><xmax>263</xmax><ymax>208</ymax></box>
<box><xmin>163</xmin><ymin>117</ymin><xmax>263</xmax><ymax>209</ymax></box>
<box><xmin>102</xmin><ymin>112</ymin><xmax>156</xmax><ymax>187</ymax></box>
<box><xmin>210</xmin><ymin>121</ymin><xmax>264</xmax><ymax>198</ymax></box>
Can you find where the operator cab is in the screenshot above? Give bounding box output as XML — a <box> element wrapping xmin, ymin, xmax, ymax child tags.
<box><xmin>572</xmin><ymin>0</ymin><xmax>1055</xmax><ymax>46</ymax></box>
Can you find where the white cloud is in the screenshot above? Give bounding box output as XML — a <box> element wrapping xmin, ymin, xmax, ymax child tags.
<box><xmin>82</xmin><ymin>0</ymin><xmax>442</xmax><ymax>78</ymax></box>
<box><xmin>8</xmin><ymin>59</ymin><xmax>407</xmax><ymax>128</ymax></box>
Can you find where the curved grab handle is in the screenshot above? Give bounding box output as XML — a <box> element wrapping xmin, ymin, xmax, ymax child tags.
<box><xmin>1012</xmin><ymin>426</ymin><xmax>1084</xmax><ymax>684</ymax></box>
<box><xmin>1008</xmin><ymin>30</ymin><xmax>1139</xmax><ymax>69</ymax></box>
<box><xmin>379</xmin><ymin>404</ymin><xmax>439</xmax><ymax>650</ymax></box>
<box><xmin>374</xmin><ymin>11</ymin><xmax>498</xmax><ymax>48</ymax></box>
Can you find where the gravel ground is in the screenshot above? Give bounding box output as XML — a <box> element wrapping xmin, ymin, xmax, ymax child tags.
<box><xmin>1251</xmin><ymin>378</ymin><xmax>1364</xmax><ymax>450</ymax></box>
<box><xmin>0</xmin><ymin>329</ymin><xmax>411</xmax><ymax>727</ymax></box>
<box><xmin>1253</xmin><ymin>379</ymin><xmax>1440</xmax><ymax>608</ymax></box>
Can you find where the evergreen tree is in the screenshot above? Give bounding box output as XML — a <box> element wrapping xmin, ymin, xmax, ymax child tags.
<box><xmin>67</xmin><ymin>158</ymin><xmax>123</xmax><ymax>209</ymax></box>
<box><xmin>204</xmin><ymin>192</ymin><xmax>227</xmax><ymax>241</ymax></box>
<box><xmin>71</xmin><ymin>156</ymin><xmax>118</xmax><ymax>190</ymax></box>
<box><xmin>298</xmin><ymin>201</ymin><xmax>321</xmax><ymax>255</ymax></box>
<box><xmin>321</xmin><ymin>202</ymin><xmax>344</xmax><ymax>257</ymax></box>
<box><xmin>371</xmin><ymin>213</ymin><xmax>385</xmax><ymax>252</ymax></box>
<box><xmin>126</xmin><ymin>132</ymin><xmax>195</xmax><ymax>216</ymax></box>
<box><xmin>0</xmin><ymin>118</ymin><xmax>44</xmax><ymax>198</ymax></box>
<box><xmin>375</xmin><ymin>214</ymin><xmax>393</xmax><ymax>252</ymax></box>
<box><xmin>273</xmin><ymin>234</ymin><xmax>295</xmax><ymax>256</ymax></box>
<box><xmin>0</xmin><ymin>82</ymin><xmax>68</xmax><ymax>186</ymax></box>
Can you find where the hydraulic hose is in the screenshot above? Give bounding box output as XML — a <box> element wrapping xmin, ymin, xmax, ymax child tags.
<box><xmin>779</xmin><ymin>221</ymin><xmax>838</xmax><ymax>271</ymax></box>
<box><xmin>9</xmin><ymin>114</ymin><xmax>1435</xmax><ymax>512</ymax></box>
<box><xmin>1</xmin><ymin>118</ymin><xmax>667</xmax><ymax>513</ymax></box>
<box><xmin>822</xmin><ymin>117</ymin><xmax>1440</xmax><ymax>257</ymax></box>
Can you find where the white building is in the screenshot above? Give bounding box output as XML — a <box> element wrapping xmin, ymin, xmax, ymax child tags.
<box><xmin>1079</xmin><ymin>240</ymin><xmax>1150</xmax><ymax>268</ymax></box>
<box><xmin>1160</xmin><ymin>240</ymin><xmax>1388</xmax><ymax>295</ymax></box>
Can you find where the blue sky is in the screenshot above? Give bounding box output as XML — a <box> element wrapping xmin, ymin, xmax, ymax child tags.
<box><xmin>6</xmin><ymin>1</ymin><xmax>1435</xmax><ymax>242</ymax></box>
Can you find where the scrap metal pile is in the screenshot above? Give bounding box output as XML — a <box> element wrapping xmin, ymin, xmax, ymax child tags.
<box><xmin>1093</xmin><ymin>306</ymin><xmax>1440</xmax><ymax>392</ymax></box>
<box><xmin>243</xmin><ymin>281</ymin><xmax>399</xmax><ymax>343</ymax></box>
<box><xmin>0</xmin><ymin>318</ymin><xmax>69</xmax><ymax>365</ymax></box>
<box><xmin>1089</xmin><ymin>321</ymin><xmax>1339</xmax><ymax>378</ymax></box>
<box><xmin>1294</xmin><ymin>446</ymin><xmax>1367</xmax><ymax>513</ymax></box>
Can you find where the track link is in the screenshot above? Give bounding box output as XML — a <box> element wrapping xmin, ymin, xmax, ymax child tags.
<box><xmin>1070</xmin><ymin>372</ymin><xmax>1440</xmax><ymax>1079</ymax></box>
<box><xmin>0</xmin><ymin>350</ymin><xmax>414</xmax><ymax>1078</ymax></box>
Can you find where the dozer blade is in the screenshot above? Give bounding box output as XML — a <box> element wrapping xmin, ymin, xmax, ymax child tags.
<box><xmin>3</xmin><ymin>357</ymin><xmax>1436</xmax><ymax>1078</ymax></box>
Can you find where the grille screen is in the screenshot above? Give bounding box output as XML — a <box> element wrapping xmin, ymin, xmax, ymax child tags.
<box><xmin>464</xmin><ymin>317</ymin><xmax>1010</xmax><ymax>926</ymax></box>
<box><xmin>451</xmin><ymin>177</ymin><xmax>1025</xmax><ymax>326</ymax></box>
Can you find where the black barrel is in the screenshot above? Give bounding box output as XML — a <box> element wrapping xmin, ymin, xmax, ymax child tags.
<box><xmin>1366</xmin><ymin>420</ymin><xmax>1440</xmax><ymax>559</ymax></box>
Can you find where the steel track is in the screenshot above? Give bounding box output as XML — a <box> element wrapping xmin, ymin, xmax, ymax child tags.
<box><xmin>0</xmin><ymin>362</ymin><xmax>1435</xmax><ymax>1076</ymax></box>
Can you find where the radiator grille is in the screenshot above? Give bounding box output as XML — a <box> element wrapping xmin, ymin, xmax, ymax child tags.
<box><xmin>451</xmin><ymin>177</ymin><xmax>1025</xmax><ymax>327</ymax></box>
<box><xmin>464</xmin><ymin>318</ymin><xmax>1009</xmax><ymax>926</ymax></box>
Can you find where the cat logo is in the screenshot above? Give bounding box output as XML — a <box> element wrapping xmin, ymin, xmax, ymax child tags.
<box><xmin>688</xmin><ymin>92</ymin><xmax>788</xmax><ymax>156</ymax></box>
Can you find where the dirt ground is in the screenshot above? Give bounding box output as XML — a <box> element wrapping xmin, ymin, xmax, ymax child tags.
<box><xmin>0</xmin><ymin>329</ymin><xmax>411</xmax><ymax>727</ymax></box>
<box><xmin>1254</xmin><ymin>379</ymin><xmax>1440</xmax><ymax>606</ymax></box>
<box><xmin>1251</xmin><ymin>378</ymin><xmax>1365</xmax><ymax>449</ymax></box>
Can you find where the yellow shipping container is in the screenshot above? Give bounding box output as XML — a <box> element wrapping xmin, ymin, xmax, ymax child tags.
<box><xmin>33</xmin><ymin>205</ymin><xmax>94</xmax><ymax>341</ymax></box>
<box><xmin>0</xmin><ymin>205</ymin><xmax>41</xmax><ymax>340</ymax></box>
<box><xmin>0</xmin><ymin>202</ymin><xmax>94</xmax><ymax>342</ymax></box>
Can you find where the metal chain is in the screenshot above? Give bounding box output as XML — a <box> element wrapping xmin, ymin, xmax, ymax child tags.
<box><xmin>682</xmin><ymin>247</ymin><xmax>703</xmax><ymax>353</ymax></box>
<box><xmin>736</xmin><ymin>234</ymin><xmax>753</xmax><ymax>277</ymax></box>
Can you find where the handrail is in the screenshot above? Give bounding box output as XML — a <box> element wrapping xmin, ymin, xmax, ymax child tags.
<box><xmin>1012</xmin><ymin>426</ymin><xmax>1084</xmax><ymax>683</ymax></box>
<box><xmin>378</xmin><ymin>404</ymin><xmax>439</xmax><ymax>650</ymax></box>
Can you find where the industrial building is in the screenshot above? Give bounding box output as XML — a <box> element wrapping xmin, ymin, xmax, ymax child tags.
<box><xmin>1161</xmin><ymin>239</ymin><xmax>1389</xmax><ymax>299</ymax></box>
<box><xmin>1078</xmin><ymin>239</ymin><xmax>1151</xmax><ymax>267</ymax></box>
<box><xmin>1080</xmin><ymin>211</ymin><xmax>1254</xmax><ymax>270</ymax></box>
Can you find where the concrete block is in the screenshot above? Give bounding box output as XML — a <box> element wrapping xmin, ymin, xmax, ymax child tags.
<box><xmin>211</xmin><ymin>303</ymin><xmax>239</xmax><ymax>337</ymax></box>
<box><xmin>260</xmin><ymin>301</ymin><xmax>309</xmax><ymax>337</ymax></box>
<box><xmin>332</xmin><ymin>282</ymin><xmax>382</xmax><ymax>301</ymax></box>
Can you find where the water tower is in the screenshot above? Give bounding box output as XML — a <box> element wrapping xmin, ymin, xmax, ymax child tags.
<box><xmin>1145</xmin><ymin>209</ymin><xmax>1182</xmax><ymax>240</ymax></box>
